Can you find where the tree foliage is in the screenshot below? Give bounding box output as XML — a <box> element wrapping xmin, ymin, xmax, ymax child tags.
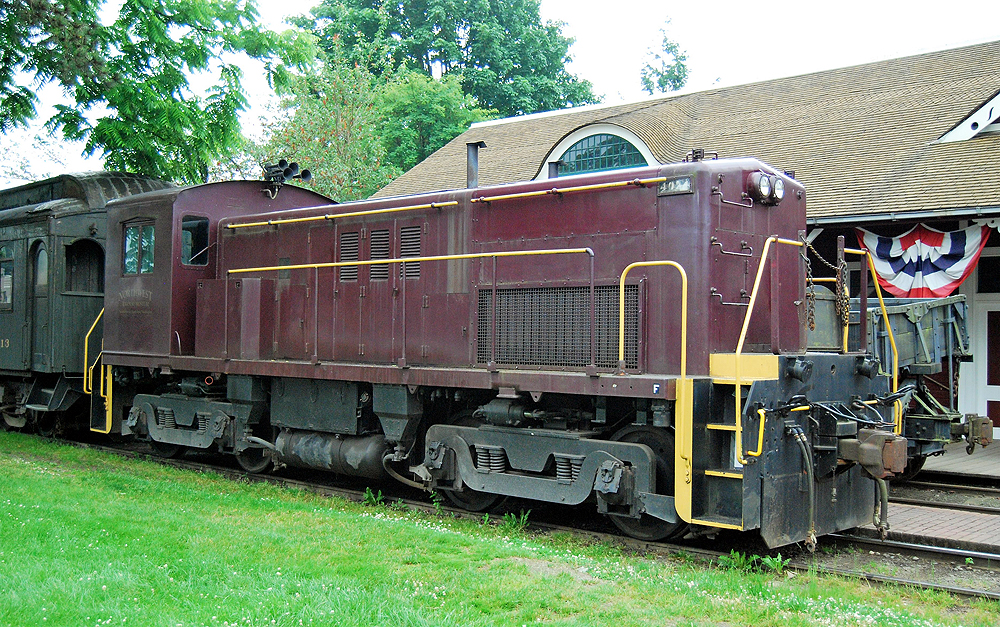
<box><xmin>296</xmin><ymin>0</ymin><xmax>597</xmax><ymax>117</ymax></box>
<box><xmin>640</xmin><ymin>28</ymin><xmax>689</xmax><ymax>95</ymax></box>
<box><xmin>1</xmin><ymin>0</ymin><xmax>314</xmax><ymax>183</ymax></box>
<box><xmin>259</xmin><ymin>59</ymin><xmax>402</xmax><ymax>202</ymax></box>
<box><xmin>376</xmin><ymin>70</ymin><xmax>492</xmax><ymax>172</ymax></box>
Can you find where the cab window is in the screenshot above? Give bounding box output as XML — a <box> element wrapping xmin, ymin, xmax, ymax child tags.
<box><xmin>181</xmin><ymin>216</ymin><xmax>209</xmax><ymax>266</ymax></box>
<box><xmin>0</xmin><ymin>246</ymin><xmax>12</xmax><ymax>309</ymax></box>
<box><xmin>124</xmin><ymin>222</ymin><xmax>155</xmax><ymax>274</ymax></box>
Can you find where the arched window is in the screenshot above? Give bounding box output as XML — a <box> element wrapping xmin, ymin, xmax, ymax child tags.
<box><xmin>557</xmin><ymin>133</ymin><xmax>648</xmax><ymax>176</ymax></box>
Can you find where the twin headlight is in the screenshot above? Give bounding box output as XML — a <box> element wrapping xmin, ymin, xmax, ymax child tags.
<box><xmin>747</xmin><ymin>172</ymin><xmax>786</xmax><ymax>205</ymax></box>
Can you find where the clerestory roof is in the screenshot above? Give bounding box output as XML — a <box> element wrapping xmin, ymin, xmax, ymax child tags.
<box><xmin>373</xmin><ymin>40</ymin><xmax>1000</xmax><ymax>224</ymax></box>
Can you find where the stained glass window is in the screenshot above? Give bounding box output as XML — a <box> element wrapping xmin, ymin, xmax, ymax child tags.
<box><xmin>557</xmin><ymin>134</ymin><xmax>647</xmax><ymax>175</ymax></box>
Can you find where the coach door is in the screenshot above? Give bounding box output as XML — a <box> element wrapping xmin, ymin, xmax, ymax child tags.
<box><xmin>29</xmin><ymin>243</ymin><xmax>49</xmax><ymax>370</ymax></box>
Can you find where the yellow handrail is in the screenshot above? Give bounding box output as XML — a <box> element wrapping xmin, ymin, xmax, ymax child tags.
<box><xmin>228</xmin><ymin>247</ymin><xmax>594</xmax><ymax>275</ymax></box>
<box><xmin>83</xmin><ymin>308</ymin><xmax>104</xmax><ymax>395</ymax></box>
<box><xmin>226</xmin><ymin>200</ymin><xmax>459</xmax><ymax>230</ymax></box>
<box><xmin>617</xmin><ymin>261</ymin><xmax>691</xmax><ymax>483</ymax></box>
<box><xmin>471</xmin><ymin>177</ymin><xmax>667</xmax><ymax>203</ymax></box>
<box><xmin>734</xmin><ymin>237</ymin><xmax>804</xmax><ymax>465</ymax></box>
<box><xmin>845</xmin><ymin>247</ymin><xmax>902</xmax><ymax>433</ymax></box>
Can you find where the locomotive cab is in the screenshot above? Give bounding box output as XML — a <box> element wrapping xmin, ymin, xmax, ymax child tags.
<box><xmin>101</xmin><ymin>181</ymin><xmax>336</xmax><ymax>449</ymax></box>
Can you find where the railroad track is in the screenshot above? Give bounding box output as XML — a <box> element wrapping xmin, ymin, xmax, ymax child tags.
<box><xmin>890</xmin><ymin>473</ymin><xmax>1000</xmax><ymax>514</ymax></box>
<box><xmin>889</xmin><ymin>496</ymin><xmax>1000</xmax><ymax>516</ymax></box>
<box><xmin>908</xmin><ymin>470</ymin><xmax>1000</xmax><ymax>492</ymax></box>
<box><xmin>35</xmin><ymin>435</ymin><xmax>1000</xmax><ymax>601</ymax></box>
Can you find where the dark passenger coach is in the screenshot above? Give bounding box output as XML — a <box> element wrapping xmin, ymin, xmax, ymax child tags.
<box><xmin>0</xmin><ymin>173</ymin><xmax>167</xmax><ymax>432</ymax></box>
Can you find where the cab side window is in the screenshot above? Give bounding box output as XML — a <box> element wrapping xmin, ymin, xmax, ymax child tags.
<box><xmin>0</xmin><ymin>246</ymin><xmax>13</xmax><ymax>310</ymax></box>
<box><xmin>181</xmin><ymin>216</ymin><xmax>209</xmax><ymax>266</ymax></box>
<box><xmin>124</xmin><ymin>222</ymin><xmax>155</xmax><ymax>274</ymax></box>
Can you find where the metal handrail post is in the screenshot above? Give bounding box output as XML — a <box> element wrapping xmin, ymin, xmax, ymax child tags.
<box><xmin>617</xmin><ymin>260</ymin><xmax>690</xmax><ymax>483</ymax></box>
<box><xmin>734</xmin><ymin>237</ymin><xmax>804</xmax><ymax>464</ymax></box>
<box><xmin>846</xmin><ymin>247</ymin><xmax>902</xmax><ymax>433</ymax></box>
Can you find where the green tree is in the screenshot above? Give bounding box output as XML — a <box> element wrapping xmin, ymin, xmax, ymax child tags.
<box><xmin>1</xmin><ymin>0</ymin><xmax>314</xmax><ymax>183</ymax></box>
<box><xmin>260</xmin><ymin>59</ymin><xmax>401</xmax><ymax>202</ymax></box>
<box><xmin>640</xmin><ymin>27</ymin><xmax>689</xmax><ymax>95</ymax></box>
<box><xmin>296</xmin><ymin>0</ymin><xmax>598</xmax><ymax>117</ymax></box>
<box><xmin>376</xmin><ymin>70</ymin><xmax>493</xmax><ymax>172</ymax></box>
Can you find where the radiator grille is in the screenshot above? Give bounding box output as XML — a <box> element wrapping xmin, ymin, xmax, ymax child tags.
<box><xmin>370</xmin><ymin>229</ymin><xmax>390</xmax><ymax>281</ymax></box>
<box><xmin>400</xmin><ymin>225</ymin><xmax>421</xmax><ymax>279</ymax></box>
<box><xmin>339</xmin><ymin>232</ymin><xmax>359</xmax><ymax>282</ymax></box>
<box><xmin>477</xmin><ymin>285</ymin><xmax>639</xmax><ymax>368</ymax></box>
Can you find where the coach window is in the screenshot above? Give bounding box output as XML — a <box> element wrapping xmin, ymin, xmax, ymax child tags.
<box><xmin>0</xmin><ymin>246</ymin><xmax>13</xmax><ymax>310</ymax></box>
<box><xmin>124</xmin><ymin>222</ymin><xmax>155</xmax><ymax>274</ymax></box>
<box><xmin>181</xmin><ymin>216</ymin><xmax>209</xmax><ymax>266</ymax></box>
<box><xmin>65</xmin><ymin>240</ymin><xmax>104</xmax><ymax>293</ymax></box>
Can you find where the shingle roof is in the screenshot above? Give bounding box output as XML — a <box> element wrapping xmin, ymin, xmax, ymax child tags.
<box><xmin>374</xmin><ymin>41</ymin><xmax>1000</xmax><ymax>222</ymax></box>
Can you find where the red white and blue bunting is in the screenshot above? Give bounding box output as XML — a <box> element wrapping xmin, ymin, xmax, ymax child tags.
<box><xmin>855</xmin><ymin>223</ymin><xmax>991</xmax><ymax>297</ymax></box>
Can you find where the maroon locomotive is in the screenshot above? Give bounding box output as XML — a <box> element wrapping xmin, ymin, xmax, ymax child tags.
<box><xmin>96</xmin><ymin>155</ymin><xmax>907</xmax><ymax>548</ymax></box>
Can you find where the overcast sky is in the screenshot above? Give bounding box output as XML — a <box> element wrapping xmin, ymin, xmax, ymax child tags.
<box><xmin>2</xmin><ymin>0</ymin><xmax>996</xmax><ymax>186</ymax></box>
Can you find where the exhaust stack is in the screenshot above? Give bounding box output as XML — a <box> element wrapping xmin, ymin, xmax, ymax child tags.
<box><xmin>467</xmin><ymin>141</ymin><xmax>487</xmax><ymax>188</ymax></box>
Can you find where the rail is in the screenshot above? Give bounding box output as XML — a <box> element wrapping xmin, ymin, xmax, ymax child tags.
<box><xmin>225</xmin><ymin>200</ymin><xmax>459</xmax><ymax>230</ymax></box>
<box><xmin>83</xmin><ymin>308</ymin><xmax>104</xmax><ymax>395</ymax></box>
<box><xmin>228</xmin><ymin>247</ymin><xmax>596</xmax><ymax>367</ymax></box>
<box><xmin>617</xmin><ymin>261</ymin><xmax>690</xmax><ymax>482</ymax></box>
<box><xmin>470</xmin><ymin>177</ymin><xmax>667</xmax><ymax>203</ymax></box>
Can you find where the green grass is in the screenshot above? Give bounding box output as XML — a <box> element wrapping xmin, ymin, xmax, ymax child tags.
<box><xmin>0</xmin><ymin>431</ymin><xmax>996</xmax><ymax>627</ymax></box>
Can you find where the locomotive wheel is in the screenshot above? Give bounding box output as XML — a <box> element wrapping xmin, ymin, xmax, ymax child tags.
<box><xmin>442</xmin><ymin>411</ymin><xmax>507</xmax><ymax>512</ymax></box>
<box><xmin>608</xmin><ymin>425</ymin><xmax>689</xmax><ymax>541</ymax></box>
<box><xmin>892</xmin><ymin>454</ymin><xmax>926</xmax><ymax>483</ymax></box>
<box><xmin>149</xmin><ymin>440</ymin><xmax>185</xmax><ymax>459</ymax></box>
<box><xmin>34</xmin><ymin>411</ymin><xmax>58</xmax><ymax>438</ymax></box>
<box><xmin>236</xmin><ymin>446</ymin><xmax>273</xmax><ymax>474</ymax></box>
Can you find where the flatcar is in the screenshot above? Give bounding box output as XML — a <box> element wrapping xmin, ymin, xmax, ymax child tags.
<box><xmin>85</xmin><ymin>154</ymin><xmax>913</xmax><ymax>549</ymax></box>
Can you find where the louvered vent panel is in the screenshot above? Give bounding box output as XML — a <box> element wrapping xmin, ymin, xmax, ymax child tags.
<box><xmin>477</xmin><ymin>285</ymin><xmax>639</xmax><ymax>368</ymax></box>
<box><xmin>370</xmin><ymin>229</ymin><xmax>390</xmax><ymax>280</ymax></box>
<box><xmin>400</xmin><ymin>225</ymin><xmax>421</xmax><ymax>279</ymax></box>
<box><xmin>339</xmin><ymin>232</ymin><xmax>359</xmax><ymax>281</ymax></box>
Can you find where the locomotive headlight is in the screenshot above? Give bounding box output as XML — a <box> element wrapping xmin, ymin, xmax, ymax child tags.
<box><xmin>771</xmin><ymin>177</ymin><xmax>785</xmax><ymax>202</ymax></box>
<box><xmin>747</xmin><ymin>171</ymin><xmax>771</xmax><ymax>202</ymax></box>
<box><xmin>757</xmin><ymin>173</ymin><xmax>771</xmax><ymax>199</ymax></box>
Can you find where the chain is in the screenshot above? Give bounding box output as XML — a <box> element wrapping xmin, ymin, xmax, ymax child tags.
<box><xmin>803</xmin><ymin>238</ymin><xmax>850</xmax><ymax>329</ymax></box>
<box><xmin>806</xmin><ymin>239</ymin><xmax>839</xmax><ymax>272</ymax></box>
<box><xmin>834</xmin><ymin>259</ymin><xmax>851</xmax><ymax>328</ymax></box>
<box><xmin>800</xmin><ymin>234</ymin><xmax>816</xmax><ymax>331</ymax></box>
